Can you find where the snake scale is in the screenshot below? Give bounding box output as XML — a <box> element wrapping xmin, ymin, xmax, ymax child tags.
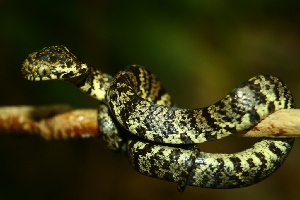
<box><xmin>21</xmin><ymin>45</ymin><xmax>294</xmax><ymax>191</ymax></box>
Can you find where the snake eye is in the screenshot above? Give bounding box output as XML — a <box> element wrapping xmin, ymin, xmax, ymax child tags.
<box><xmin>38</xmin><ymin>64</ymin><xmax>51</xmax><ymax>77</ymax></box>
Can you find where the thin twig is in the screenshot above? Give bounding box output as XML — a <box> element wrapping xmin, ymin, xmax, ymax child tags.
<box><xmin>0</xmin><ymin>106</ymin><xmax>299</xmax><ymax>139</ymax></box>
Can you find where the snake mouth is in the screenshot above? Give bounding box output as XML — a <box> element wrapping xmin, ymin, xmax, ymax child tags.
<box><xmin>21</xmin><ymin>45</ymin><xmax>89</xmax><ymax>81</ymax></box>
<box><xmin>21</xmin><ymin>61</ymin><xmax>87</xmax><ymax>81</ymax></box>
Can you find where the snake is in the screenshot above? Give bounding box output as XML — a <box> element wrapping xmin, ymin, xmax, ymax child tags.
<box><xmin>21</xmin><ymin>45</ymin><xmax>294</xmax><ymax>191</ymax></box>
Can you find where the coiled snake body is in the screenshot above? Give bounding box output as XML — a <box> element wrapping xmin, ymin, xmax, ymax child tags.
<box><xmin>21</xmin><ymin>45</ymin><xmax>294</xmax><ymax>191</ymax></box>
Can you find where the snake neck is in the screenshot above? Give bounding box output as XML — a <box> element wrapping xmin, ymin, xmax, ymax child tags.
<box><xmin>67</xmin><ymin>66</ymin><xmax>113</xmax><ymax>102</ymax></box>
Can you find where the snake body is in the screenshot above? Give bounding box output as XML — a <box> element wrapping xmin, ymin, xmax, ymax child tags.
<box><xmin>108</xmin><ymin>67</ymin><xmax>294</xmax><ymax>144</ymax></box>
<box><xmin>21</xmin><ymin>45</ymin><xmax>294</xmax><ymax>191</ymax></box>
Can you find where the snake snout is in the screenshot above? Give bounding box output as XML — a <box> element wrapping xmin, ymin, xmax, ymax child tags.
<box><xmin>21</xmin><ymin>45</ymin><xmax>89</xmax><ymax>81</ymax></box>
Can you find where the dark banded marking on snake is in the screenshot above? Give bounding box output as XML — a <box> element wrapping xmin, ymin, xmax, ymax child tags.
<box><xmin>108</xmin><ymin>69</ymin><xmax>294</xmax><ymax>144</ymax></box>
<box><xmin>21</xmin><ymin>45</ymin><xmax>294</xmax><ymax>191</ymax></box>
<box><xmin>128</xmin><ymin>138</ymin><xmax>293</xmax><ymax>190</ymax></box>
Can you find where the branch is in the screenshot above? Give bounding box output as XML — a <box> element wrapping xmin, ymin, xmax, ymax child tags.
<box><xmin>0</xmin><ymin>106</ymin><xmax>299</xmax><ymax>139</ymax></box>
<box><xmin>0</xmin><ymin>105</ymin><xmax>98</xmax><ymax>139</ymax></box>
<box><xmin>237</xmin><ymin>109</ymin><xmax>300</xmax><ymax>138</ymax></box>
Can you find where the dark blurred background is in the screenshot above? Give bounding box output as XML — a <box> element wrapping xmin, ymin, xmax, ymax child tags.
<box><xmin>1</xmin><ymin>0</ymin><xmax>300</xmax><ymax>199</ymax></box>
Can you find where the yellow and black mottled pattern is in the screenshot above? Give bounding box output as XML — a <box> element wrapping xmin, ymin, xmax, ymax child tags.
<box><xmin>22</xmin><ymin>45</ymin><xmax>112</xmax><ymax>101</ymax></box>
<box><xmin>128</xmin><ymin>138</ymin><xmax>293</xmax><ymax>190</ymax></box>
<box><xmin>108</xmin><ymin>70</ymin><xmax>294</xmax><ymax>144</ymax></box>
<box><xmin>188</xmin><ymin>138</ymin><xmax>294</xmax><ymax>188</ymax></box>
<box><xmin>21</xmin><ymin>45</ymin><xmax>295</xmax><ymax>191</ymax></box>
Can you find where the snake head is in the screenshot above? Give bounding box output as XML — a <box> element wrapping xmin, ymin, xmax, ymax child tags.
<box><xmin>21</xmin><ymin>45</ymin><xmax>88</xmax><ymax>81</ymax></box>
